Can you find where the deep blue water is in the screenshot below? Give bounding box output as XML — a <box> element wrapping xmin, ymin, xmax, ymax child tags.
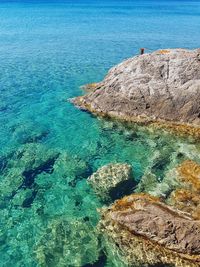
<box><xmin>0</xmin><ymin>1</ymin><xmax>200</xmax><ymax>266</ymax></box>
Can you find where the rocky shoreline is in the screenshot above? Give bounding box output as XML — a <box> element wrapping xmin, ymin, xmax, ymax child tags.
<box><xmin>73</xmin><ymin>49</ymin><xmax>200</xmax><ymax>266</ymax></box>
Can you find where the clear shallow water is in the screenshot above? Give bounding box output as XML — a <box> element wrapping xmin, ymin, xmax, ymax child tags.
<box><xmin>0</xmin><ymin>1</ymin><xmax>200</xmax><ymax>266</ymax></box>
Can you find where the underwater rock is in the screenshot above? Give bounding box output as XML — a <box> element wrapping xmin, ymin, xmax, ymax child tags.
<box><xmin>0</xmin><ymin>156</ymin><xmax>7</xmax><ymax>172</ymax></box>
<box><xmin>8</xmin><ymin>143</ymin><xmax>59</xmax><ymax>172</ymax></box>
<box><xmin>99</xmin><ymin>193</ymin><xmax>200</xmax><ymax>267</ymax></box>
<box><xmin>146</xmin><ymin>160</ymin><xmax>200</xmax><ymax>198</ymax></box>
<box><xmin>12</xmin><ymin>188</ymin><xmax>33</xmax><ymax>207</ymax></box>
<box><xmin>176</xmin><ymin>160</ymin><xmax>200</xmax><ymax>192</ymax></box>
<box><xmin>135</xmin><ymin>170</ymin><xmax>158</xmax><ymax>193</ymax></box>
<box><xmin>0</xmin><ymin>143</ymin><xmax>59</xmax><ymax>202</ymax></box>
<box><xmin>73</xmin><ymin>49</ymin><xmax>200</xmax><ymax>136</ymax></box>
<box><xmin>35</xmin><ymin>218</ymin><xmax>100</xmax><ymax>267</ymax></box>
<box><xmin>0</xmin><ymin>167</ymin><xmax>24</xmax><ymax>200</ymax></box>
<box><xmin>11</xmin><ymin>122</ymin><xmax>49</xmax><ymax>144</ymax></box>
<box><xmin>53</xmin><ymin>152</ymin><xmax>91</xmax><ymax>186</ymax></box>
<box><xmin>87</xmin><ymin>163</ymin><xmax>135</xmax><ymax>202</ymax></box>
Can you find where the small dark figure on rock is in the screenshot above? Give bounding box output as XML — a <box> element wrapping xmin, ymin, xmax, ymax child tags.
<box><xmin>140</xmin><ymin>48</ymin><xmax>145</xmax><ymax>55</ymax></box>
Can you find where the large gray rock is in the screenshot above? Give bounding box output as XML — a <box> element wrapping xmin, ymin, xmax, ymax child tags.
<box><xmin>73</xmin><ymin>49</ymin><xmax>200</xmax><ymax>128</ymax></box>
<box><xmin>87</xmin><ymin>163</ymin><xmax>135</xmax><ymax>202</ymax></box>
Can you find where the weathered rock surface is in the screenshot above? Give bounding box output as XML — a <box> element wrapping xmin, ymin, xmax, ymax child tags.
<box><xmin>136</xmin><ymin>159</ymin><xmax>200</xmax><ymax>220</ymax></box>
<box><xmin>177</xmin><ymin>160</ymin><xmax>200</xmax><ymax>193</ymax></box>
<box><xmin>99</xmin><ymin>193</ymin><xmax>200</xmax><ymax>267</ymax></box>
<box><xmin>167</xmin><ymin>160</ymin><xmax>200</xmax><ymax>220</ymax></box>
<box><xmin>87</xmin><ymin>163</ymin><xmax>135</xmax><ymax>202</ymax></box>
<box><xmin>73</xmin><ymin>49</ymin><xmax>200</xmax><ymax>134</ymax></box>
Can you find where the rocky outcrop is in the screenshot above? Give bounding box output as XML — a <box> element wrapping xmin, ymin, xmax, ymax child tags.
<box><xmin>99</xmin><ymin>193</ymin><xmax>200</xmax><ymax>267</ymax></box>
<box><xmin>71</xmin><ymin>48</ymin><xmax>200</xmax><ymax>265</ymax></box>
<box><xmin>87</xmin><ymin>163</ymin><xmax>135</xmax><ymax>202</ymax></box>
<box><xmin>73</xmin><ymin>49</ymin><xmax>200</xmax><ymax>136</ymax></box>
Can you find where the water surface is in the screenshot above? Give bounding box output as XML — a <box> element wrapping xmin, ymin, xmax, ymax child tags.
<box><xmin>0</xmin><ymin>1</ymin><xmax>200</xmax><ymax>266</ymax></box>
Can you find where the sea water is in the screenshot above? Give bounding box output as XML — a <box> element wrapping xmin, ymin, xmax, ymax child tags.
<box><xmin>0</xmin><ymin>0</ymin><xmax>200</xmax><ymax>266</ymax></box>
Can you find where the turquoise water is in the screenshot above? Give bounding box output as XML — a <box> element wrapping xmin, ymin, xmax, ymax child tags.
<box><xmin>0</xmin><ymin>1</ymin><xmax>200</xmax><ymax>266</ymax></box>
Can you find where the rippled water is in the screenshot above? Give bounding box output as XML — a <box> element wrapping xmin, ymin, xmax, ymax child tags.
<box><xmin>0</xmin><ymin>1</ymin><xmax>200</xmax><ymax>266</ymax></box>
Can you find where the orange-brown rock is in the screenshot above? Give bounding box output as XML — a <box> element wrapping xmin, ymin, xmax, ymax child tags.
<box><xmin>169</xmin><ymin>189</ymin><xmax>200</xmax><ymax>220</ymax></box>
<box><xmin>167</xmin><ymin>160</ymin><xmax>200</xmax><ymax>220</ymax></box>
<box><xmin>177</xmin><ymin>160</ymin><xmax>200</xmax><ymax>192</ymax></box>
<box><xmin>99</xmin><ymin>193</ymin><xmax>200</xmax><ymax>267</ymax></box>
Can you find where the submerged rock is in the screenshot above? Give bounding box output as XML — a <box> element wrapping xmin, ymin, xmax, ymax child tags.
<box><xmin>87</xmin><ymin>163</ymin><xmax>135</xmax><ymax>202</ymax></box>
<box><xmin>53</xmin><ymin>152</ymin><xmax>90</xmax><ymax>186</ymax></box>
<box><xmin>176</xmin><ymin>160</ymin><xmax>200</xmax><ymax>193</ymax></box>
<box><xmin>0</xmin><ymin>143</ymin><xmax>59</xmax><ymax>202</ymax></box>
<box><xmin>73</xmin><ymin>49</ymin><xmax>200</xmax><ymax>136</ymax></box>
<box><xmin>11</xmin><ymin>122</ymin><xmax>49</xmax><ymax>144</ymax></box>
<box><xmin>35</xmin><ymin>218</ymin><xmax>100</xmax><ymax>267</ymax></box>
<box><xmin>136</xmin><ymin>159</ymin><xmax>200</xmax><ymax>199</ymax></box>
<box><xmin>167</xmin><ymin>160</ymin><xmax>200</xmax><ymax>220</ymax></box>
<box><xmin>99</xmin><ymin>193</ymin><xmax>200</xmax><ymax>267</ymax></box>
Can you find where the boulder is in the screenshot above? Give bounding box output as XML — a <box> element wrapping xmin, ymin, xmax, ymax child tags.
<box><xmin>99</xmin><ymin>193</ymin><xmax>200</xmax><ymax>267</ymax></box>
<box><xmin>87</xmin><ymin>163</ymin><xmax>135</xmax><ymax>202</ymax></box>
<box><xmin>73</xmin><ymin>49</ymin><xmax>200</xmax><ymax>136</ymax></box>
